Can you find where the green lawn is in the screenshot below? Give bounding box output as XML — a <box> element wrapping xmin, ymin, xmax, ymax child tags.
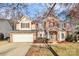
<box><xmin>51</xmin><ymin>42</ymin><xmax>79</xmax><ymax>56</ymax></box>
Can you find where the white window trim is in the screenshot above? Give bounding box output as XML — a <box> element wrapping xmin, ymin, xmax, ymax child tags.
<box><xmin>21</xmin><ymin>23</ymin><xmax>30</xmax><ymax>28</ymax></box>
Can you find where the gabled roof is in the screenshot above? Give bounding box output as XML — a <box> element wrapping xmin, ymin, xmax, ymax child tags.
<box><xmin>43</xmin><ymin>16</ymin><xmax>60</xmax><ymax>23</ymax></box>
<box><xmin>19</xmin><ymin>16</ymin><xmax>31</xmax><ymax>21</ymax></box>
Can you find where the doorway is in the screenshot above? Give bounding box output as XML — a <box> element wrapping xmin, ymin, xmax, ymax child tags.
<box><xmin>49</xmin><ymin>31</ymin><xmax>57</xmax><ymax>41</ymax></box>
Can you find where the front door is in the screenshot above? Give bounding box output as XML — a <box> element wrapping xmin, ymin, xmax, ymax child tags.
<box><xmin>49</xmin><ymin>31</ymin><xmax>57</xmax><ymax>41</ymax></box>
<box><xmin>52</xmin><ymin>34</ymin><xmax>57</xmax><ymax>41</ymax></box>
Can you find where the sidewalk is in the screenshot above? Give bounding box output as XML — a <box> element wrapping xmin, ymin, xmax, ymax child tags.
<box><xmin>0</xmin><ymin>41</ymin><xmax>8</xmax><ymax>46</ymax></box>
<box><xmin>0</xmin><ymin>42</ymin><xmax>32</xmax><ymax>56</ymax></box>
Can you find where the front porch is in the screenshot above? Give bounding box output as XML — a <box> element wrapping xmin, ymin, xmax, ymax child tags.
<box><xmin>46</xmin><ymin>30</ymin><xmax>66</xmax><ymax>43</ymax></box>
<box><xmin>34</xmin><ymin>30</ymin><xmax>66</xmax><ymax>43</ymax></box>
<box><xmin>47</xmin><ymin>31</ymin><xmax>58</xmax><ymax>43</ymax></box>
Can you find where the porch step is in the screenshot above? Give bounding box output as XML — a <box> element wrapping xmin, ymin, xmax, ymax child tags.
<box><xmin>48</xmin><ymin>40</ymin><xmax>58</xmax><ymax>44</ymax></box>
<box><xmin>48</xmin><ymin>40</ymin><xmax>57</xmax><ymax>42</ymax></box>
<box><xmin>34</xmin><ymin>39</ymin><xmax>48</xmax><ymax>43</ymax></box>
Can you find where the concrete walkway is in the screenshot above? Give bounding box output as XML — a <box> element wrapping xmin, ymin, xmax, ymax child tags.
<box><xmin>0</xmin><ymin>42</ymin><xmax>32</xmax><ymax>56</ymax></box>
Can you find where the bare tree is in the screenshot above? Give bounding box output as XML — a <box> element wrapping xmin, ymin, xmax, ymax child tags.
<box><xmin>0</xmin><ymin>3</ymin><xmax>28</xmax><ymax>20</ymax></box>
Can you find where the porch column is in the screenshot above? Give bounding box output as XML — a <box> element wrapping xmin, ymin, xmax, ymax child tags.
<box><xmin>47</xmin><ymin>31</ymin><xmax>50</xmax><ymax>39</ymax></box>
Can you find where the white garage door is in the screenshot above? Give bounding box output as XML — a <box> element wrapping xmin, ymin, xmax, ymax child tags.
<box><xmin>12</xmin><ymin>34</ymin><xmax>33</xmax><ymax>42</ymax></box>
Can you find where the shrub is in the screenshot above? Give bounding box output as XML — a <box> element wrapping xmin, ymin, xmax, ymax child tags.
<box><xmin>0</xmin><ymin>33</ymin><xmax>4</xmax><ymax>40</ymax></box>
<box><xmin>66</xmin><ymin>32</ymin><xmax>79</xmax><ymax>42</ymax></box>
<box><xmin>4</xmin><ymin>37</ymin><xmax>10</xmax><ymax>40</ymax></box>
<box><xmin>65</xmin><ymin>34</ymin><xmax>73</xmax><ymax>42</ymax></box>
<box><xmin>35</xmin><ymin>37</ymin><xmax>49</xmax><ymax>43</ymax></box>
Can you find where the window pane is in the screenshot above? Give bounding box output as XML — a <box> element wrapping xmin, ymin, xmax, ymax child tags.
<box><xmin>26</xmin><ymin>23</ymin><xmax>29</xmax><ymax>28</ymax></box>
<box><xmin>61</xmin><ymin>33</ymin><xmax>64</xmax><ymax>39</ymax></box>
<box><xmin>21</xmin><ymin>23</ymin><xmax>26</xmax><ymax>28</ymax></box>
<box><xmin>21</xmin><ymin>23</ymin><xmax>29</xmax><ymax>28</ymax></box>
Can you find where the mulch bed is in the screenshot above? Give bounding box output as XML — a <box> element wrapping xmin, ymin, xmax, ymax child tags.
<box><xmin>26</xmin><ymin>45</ymin><xmax>53</xmax><ymax>56</ymax></box>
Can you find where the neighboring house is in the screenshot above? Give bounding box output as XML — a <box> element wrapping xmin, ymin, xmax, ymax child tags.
<box><xmin>0</xmin><ymin>19</ymin><xmax>12</xmax><ymax>38</ymax></box>
<box><xmin>43</xmin><ymin>16</ymin><xmax>67</xmax><ymax>42</ymax></box>
<box><xmin>9</xmin><ymin>16</ymin><xmax>36</xmax><ymax>42</ymax></box>
<box><xmin>8</xmin><ymin>20</ymin><xmax>18</xmax><ymax>30</ymax></box>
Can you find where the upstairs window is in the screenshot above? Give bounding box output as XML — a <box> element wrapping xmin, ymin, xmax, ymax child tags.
<box><xmin>21</xmin><ymin>23</ymin><xmax>25</xmax><ymax>28</ymax></box>
<box><xmin>62</xmin><ymin>23</ymin><xmax>64</xmax><ymax>28</ymax></box>
<box><xmin>21</xmin><ymin>23</ymin><xmax>29</xmax><ymax>28</ymax></box>
<box><xmin>26</xmin><ymin>23</ymin><xmax>30</xmax><ymax>28</ymax></box>
<box><xmin>49</xmin><ymin>22</ymin><xmax>53</xmax><ymax>27</ymax></box>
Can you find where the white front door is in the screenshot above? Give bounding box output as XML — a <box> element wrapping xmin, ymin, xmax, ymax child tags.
<box><xmin>12</xmin><ymin>34</ymin><xmax>33</xmax><ymax>42</ymax></box>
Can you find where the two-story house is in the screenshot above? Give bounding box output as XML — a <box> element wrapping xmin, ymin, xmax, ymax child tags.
<box><xmin>9</xmin><ymin>16</ymin><xmax>36</xmax><ymax>42</ymax></box>
<box><xmin>43</xmin><ymin>16</ymin><xmax>67</xmax><ymax>42</ymax></box>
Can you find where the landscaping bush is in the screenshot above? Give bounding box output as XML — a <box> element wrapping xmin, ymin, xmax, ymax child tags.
<box><xmin>73</xmin><ymin>32</ymin><xmax>79</xmax><ymax>42</ymax></box>
<box><xmin>65</xmin><ymin>34</ymin><xmax>73</xmax><ymax>42</ymax></box>
<box><xmin>34</xmin><ymin>37</ymin><xmax>49</xmax><ymax>43</ymax></box>
<box><xmin>0</xmin><ymin>33</ymin><xmax>4</xmax><ymax>40</ymax></box>
<box><xmin>4</xmin><ymin>37</ymin><xmax>10</xmax><ymax>40</ymax></box>
<box><xmin>66</xmin><ymin>32</ymin><xmax>79</xmax><ymax>42</ymax></box>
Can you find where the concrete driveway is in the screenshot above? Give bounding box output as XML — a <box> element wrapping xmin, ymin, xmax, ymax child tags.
<box><xmin>0</xmin><ymin>42</ymin><xmax>32</xmax><ymax>56</ymax></box>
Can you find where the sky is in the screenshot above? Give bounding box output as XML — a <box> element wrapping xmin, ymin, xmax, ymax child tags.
<box><xmin>26</xmin><ymin>3</ymin><xmax>69</xmax><ymax>20</ymax></box>
<box><xmin>26</xmin><ymin>3</ymin><xmax>72</xmax><ymax>20</ymax></box>
<box><xmin>53</xmin><ymin>3</ymin><xmax>73</xmax><ymax>20</ymax></box>
<box><xmin>0</xmin><ymin>3</ymin><xmax>73</xmax><ymax>20</ymax></box>
<box><xmin>27</xmin><ymin>4</ymin><xmax>47</xmax><ymax>19</ymax></box>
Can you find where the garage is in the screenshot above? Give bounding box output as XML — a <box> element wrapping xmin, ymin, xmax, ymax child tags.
<box><xmin>9</xmin><ymin>31</ymin><xmax>36</xmax><ymax>42</ymax></box>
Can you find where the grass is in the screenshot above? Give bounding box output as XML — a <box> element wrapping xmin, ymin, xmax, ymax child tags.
<box><xmin>51</xmin><ymin>42</ymin><xmax>79</xmax><ymax>56</ymax></box>
<box><xmin>26</xmin><ymin>42</ymin><xmax>79</xmax><ymax>56</ymax></box>
<box><xmin>26</xmin><ymin>45</ymin><xmax>53</xmax><ymax>56</ymax></box>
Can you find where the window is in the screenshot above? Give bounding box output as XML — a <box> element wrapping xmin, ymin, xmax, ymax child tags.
<box><xmin>40</xmin><ymin>34</ymin><xmax>42</xmax><ymax>37</ymax></box>
<box><xmin>26</xmin><ymin>23</ymin><xmax>29</xmax><ymax>28</ymax></box>
<box><xmin>51</xmin><ymin>35</ymin><xmax>52</xmax><ymax>39</ymax></box>
<box><xmin>62</xmin><ymin>23</ymin><xmax>64</xmax><ymax>29</ymax></box>
<box><xmin>49</xmin><ymin>22</ymin><xmax>53</xmax><ymax>27</ymax></box>
<box><xmin>21</xmin><ymin>23</ymin><xmax>26</xmax><ymax>28</ymax></box>
<box><xmin>21</xmin><ymin>23</ymin><xmax>29</xmax><ymax>28</ymax></box>
<box><xmin>61</xmin><ymin>33</ymin><xmax>64</xmax><ymax>39</ymax></box>
<box><xmin>49</xmin><ymin>35</ymin><xmax>53</xmax><ymax>39</ymax></box>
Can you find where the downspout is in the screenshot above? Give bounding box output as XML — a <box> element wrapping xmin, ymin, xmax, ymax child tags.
<box><xmin>36</xmin><ymin>22</ymin><xmax>38</xmax><ymax>40</ymax></box>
